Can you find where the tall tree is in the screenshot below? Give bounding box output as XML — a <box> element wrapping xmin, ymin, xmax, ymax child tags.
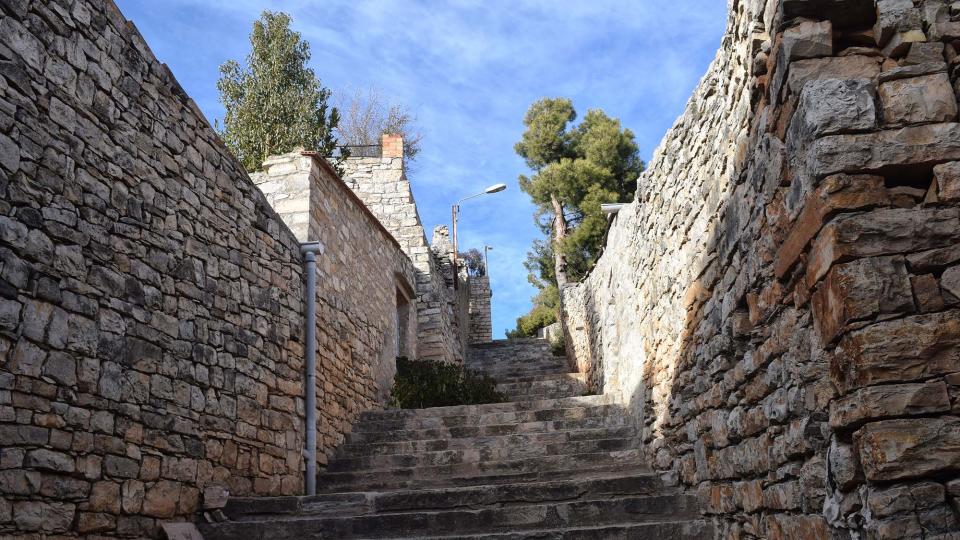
<box><xmin>511</xmin><ymin>98</ymin><xmax>643</xmax><ymax>336</ymax></box>
<box><xmin>217</xmin><ymin>11</ymin><xmax>340</xmax><ymax>172</ymax></box>
<box><xmin>335</xmin><ymin>87</ymin><xmax>423</xmax><ymax>162</ymax></box>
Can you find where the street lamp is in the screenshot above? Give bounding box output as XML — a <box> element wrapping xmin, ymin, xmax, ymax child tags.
<box><xmin>452</xmin><ymin>183</ymin><xmax>507</xmax><ymax>278</ymax></box>
<box><xmin>483</xmin><ymin>245</ymin><xmax>493</xmax><ymax>276</ymax></box>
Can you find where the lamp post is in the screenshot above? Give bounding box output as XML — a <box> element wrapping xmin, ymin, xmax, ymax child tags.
<box><xmin>483</xmin><ymin>245</ymin><xmax>493</xmax><ymax>277</ymax></box>
<box><xmin>452</xmin><ymin>183</ymin><xmax>507</xmax><ymax>277</ymax></box>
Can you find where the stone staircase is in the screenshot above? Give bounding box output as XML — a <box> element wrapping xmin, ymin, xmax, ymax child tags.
<box><xmin>199</xmin><ymin>339</ymin><xmax>711</xmax><ymax>539</ymax></box>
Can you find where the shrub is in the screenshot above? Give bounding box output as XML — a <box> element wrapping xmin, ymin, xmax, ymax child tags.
<box><xmin>389</xmin><ymin>357</ymin><xmax>504</xmax><ymax>409</ymax></box>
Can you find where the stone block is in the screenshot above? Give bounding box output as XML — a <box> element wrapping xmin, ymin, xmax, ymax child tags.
<box><xmin>24</xmin><ymin>449</ymin><xmax>75</xmax><ymax>473</ymax></box>
<box><xmin>811</xmin><ymin>256</ymin><xmax>913</xmax><ymax>344</ymax></box>
<box><xmin>791</xmin><ymin>79</ymin><xmax>877</xmax><ymax>140</ymax></box>
<box><xmin>879</xmin><ymin>73</ymin><xmax>958</xmax><ymax>126</ymax></box>
<box><xmin>874</xmin><ymin>0</ymin><xmax>923</xmax><ymax>45</ymax></box>
<box><xmin>143</xmin><ymin>480</ymin><xmax>180</xmax><ymax>517</ymax></box>
<box><xmin>775</xmin><ymin>174</ymin><xmax>888</xmax><ymax>278</ymax></box>
<box><xmin>830</xmin><ymin>382</ymin><xmax>951</xmax><ymax>429</ymax></box>
<box><xmin>856</xmin><ymin>417</ymin><xmax>960</xmax><ymax>481</ymax></box>
<box><xmin>808</xmin><ymin>123</ymin><xmax>960</xmax><ymax>179</ymax></box>
<box><xmin>807</xmin><ymin>208</ymin><xmax>960</xmax><ymax>286</ymax></box>
<box><xmin>911</xmin><ymin>273</ymin><xmax>946</xmax><ymax>312</ymax></box>
<box><xmin>787</xmin><ymin>55</ymin><xmax>881</xmax><ymax>96</ymax></box>
<box><xmin>833</xmin><ymin>311</ymin><xmax>960</xmax><ymax>392</ymax></box>
<box><xmin>933</xmin><ymin>161</ymin><xmax>960</xmax><ymax>201</ymax></box>
<box><xmin>828</xmin><ymin>438</ymin><xmax>862</xmax><ymax>491</ymax></box>
<box><xmin>12</xmin><ymin>501</ymin><xmax>74</xmax><ymax>533</ymax></box>
<box><xmin>782</xmin><ymin>19</ymin><xmax>833</xmax><ymax>60</ymax></box>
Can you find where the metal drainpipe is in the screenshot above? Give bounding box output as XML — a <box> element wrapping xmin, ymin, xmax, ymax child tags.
<box><xmin>300</xmin><ymin>241</ymin><xmax>322</xmax><ymax>495</ymax></box>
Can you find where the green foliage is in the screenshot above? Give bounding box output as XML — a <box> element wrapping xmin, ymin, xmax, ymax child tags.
<box><xmin>509</xmin><ymin>98</ymin><xmax>644</xmax><ymax>337</ymax></box>
<box><xmin>550</xmin><ymin>335</ymin><xmax>566</xmax><ymax>357</ymax></box>
<box><xmin>389</xmin><ymin>357</ymin><xmax>504</xmax><ymax>409</ymax></box>
<box><xmin>459</xmin><ymin>248</ymin><xmax>485</xmax><ymax>276</ymax></box>
<box><xmin>217</xmin><ymin>11</ymin><xmax>340</xmax><ymax>172</ymax></box>
<box><xmin>506</xmin><ymin>286</ymin><xmax>559</xmax><ymax>338</ymax></box>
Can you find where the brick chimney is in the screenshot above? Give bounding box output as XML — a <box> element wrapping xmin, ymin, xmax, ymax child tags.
<box><xmin>381</xmin><ymin>133</ymin><xmax>403</xmax><ymax>159</ymax></box>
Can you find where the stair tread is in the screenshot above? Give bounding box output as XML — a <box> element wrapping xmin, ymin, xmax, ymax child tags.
<box><xmin>204</xmin><ymin>341</ymin><xmax>704</xmax><ymax>539</ymax></box>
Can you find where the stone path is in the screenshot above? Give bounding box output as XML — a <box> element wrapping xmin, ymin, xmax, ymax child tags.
<box><xmin>200</xmin><ymin>339</ymin><xmax>710</xmax><ymax>539</ymax></box>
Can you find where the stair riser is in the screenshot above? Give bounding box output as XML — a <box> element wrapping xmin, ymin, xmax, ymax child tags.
<box><xmin>317</xmin><ymin>451</ymin><xmax>644</xmax><ymax>491</ymax></box>
<box><xmin>348</xmin><ymin>417</ymin><xmax>632</xmax><ymax>444</ymax></box>
<box><xmin>327</xmin><ymin>438</ymin><xmax>637</xmax><ymax>472</ymax></box>
<box><xmin>205</xmin><ymin>495</ymin><xmax>699</xmax><ymax>539</ymax></box>
<box><xmin>339</xmin><ymin>428</ymin><xmax>637</xmax><ymax>456</ymax></box>
<box><xmin>359</xmin><ymin>395</ymin><xmax>611</xmax><ymax>421</ymax></box>
<box><xmin>225</xmin><ymin>474</ymin><xmax>663</xmax><ymax>520</ymax></box>
<box><xmin>355</xmin><ymin>406</ymin><xmax>624</xmax><ymax>433</ymax></box>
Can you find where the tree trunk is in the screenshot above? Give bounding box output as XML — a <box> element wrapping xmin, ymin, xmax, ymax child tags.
<box><xmin>551</xmin><ymin>193</ymin><xmax>569</xmax><ymax>288</ymax></box>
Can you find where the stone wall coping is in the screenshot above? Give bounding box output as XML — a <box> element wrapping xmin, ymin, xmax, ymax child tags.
<box><xmin>300</xmin><ymin>151</ymin><xmax>407</xmax><ymax>255</ymax></box>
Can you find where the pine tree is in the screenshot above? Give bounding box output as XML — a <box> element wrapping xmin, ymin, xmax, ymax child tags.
<box><xmin>218</xmin><ymin>11</ymin><xmax>340</xmax><ymax>172</ymax></box>
<box><xmin>511</xmin><ymin>98</ymin><xmax>644</xmax><ymax>336</ymax></box>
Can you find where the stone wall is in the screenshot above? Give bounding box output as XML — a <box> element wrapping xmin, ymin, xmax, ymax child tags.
<box><xmin>0</xmin><ymin>1</ymin><xmax>412</xmax><ymax>537</ymax></box>
<box><xmin>252</xmin><ymin>151</ymin><xmax>418</xmax><ymax>464</ymax></box>
<box><xmin>340</xmin><ymin>137</ymin><xmax>467</xmax><ymax>364</ymax></box>
<box><xmin>468</xmin><ymin>275</ymin><xmax>492</xmax><ymax>343</ymax></box>
<box><xmin>561</xmin><ymin>0</ymin><xmax>960</xmax><ymax>537</ymax></box>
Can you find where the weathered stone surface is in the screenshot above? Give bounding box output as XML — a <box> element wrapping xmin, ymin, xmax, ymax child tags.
<box><xmin>874</xmin><ymin>0</ymin><xmax>923</xmax><ymax>47</ymax></box>
<box><xmin>808</xmin><ymin>123</ymin><xmax>960</xmax><ymax>179</ymax></box>
<box><xmin>811</xmin><ymin>256</ymin><xmax>914</xmax><ymax>345</ymax></box>
<box><xmin>143</xmin><ymin>480</ymin><xmax>180</xmax><ymax>518</ymax></box>
<box><xmin>787</xmin><ymin>56</ymin><xmax>882</xmax><ymax>96</ymax></box>
<box><xmin>775</xmin><ymin>175</ymin><xmax>888</xmax><ymax>278</ymax></box>
<box><xmin>791</xmin><ymin>79</ymin><xmax>877</xmax><ymax>139</ymax></box>
<box><xmin>830</xmin><ymin>382</ymin><xmax>951</xmax><ymax>429</ymax></box>
<box><xmin>834</xmin><ymin>311</ymin><xmax>960</xmax><ymax>391</ymax></box>
<box><xmin>807</xmin><ymin>208</ymin><xmax>960</xmax><ymax>285</ymax></box>
<box><xmin>856</xmin><ymin>417</ymin><xmax>960</xmax><ymax>481</ymax></box>
<box><xmin>934</xmin><ymin>161</ymin><xmax>960</xmax><ymax>201</ymax></box>
<box><xmin>942</xmin><ymin>265</ymin><xmax>960</xmax><ymax>299</ymax></box>
<box><xmin>828</xmin><ymin>439</ymin><xmax>862</xmax><ymax>491</ymax></box>
<box><xmin>879</xmin><ymin>73</ymin><xmax>958</xmax><ymax>126</ymax></box>
<box><xmin>782</xmin><ymin>19</ymin><xmax>833</xmax><ymax>61</ymax></box>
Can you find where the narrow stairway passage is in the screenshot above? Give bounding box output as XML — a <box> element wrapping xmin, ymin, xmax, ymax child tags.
<box><xmin>200</xmin><ymin>339</ymin><xmax>711</xmax><ymax>539</ymax></box>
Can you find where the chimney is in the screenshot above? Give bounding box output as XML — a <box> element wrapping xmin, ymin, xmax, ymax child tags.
<box><xmin>381</xmin><ymin>133</ymin><xmax>403</xmax><ymax>159</ymax></box>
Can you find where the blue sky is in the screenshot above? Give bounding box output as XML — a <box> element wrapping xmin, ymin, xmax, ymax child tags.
<box><xmin>115</xmin><ymin>0</ymin><xmax>728</xmax><ymax>338</ymax></box>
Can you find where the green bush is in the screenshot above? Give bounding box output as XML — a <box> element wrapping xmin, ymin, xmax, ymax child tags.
<box><xmin>550</xmin><ymin>335</ymin><xmax>566</xmax><ymax>357</ymax></box>
<box><xmin>389</xmin><ymin>357</ymin><xmax>504</xmax><ymax>409</ymax></box>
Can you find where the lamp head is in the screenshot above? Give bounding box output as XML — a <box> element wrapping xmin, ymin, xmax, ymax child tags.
<box><xmin>484</xmin><ymin>183</ymin><xmax>507</xmax><ymax>194</ymax></box>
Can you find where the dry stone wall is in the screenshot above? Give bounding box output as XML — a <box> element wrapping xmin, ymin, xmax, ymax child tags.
<box><xmin>562</xmin><ymin>0</ymin><xmax>960</xmax><ymax>537</ymax></box>
<box><xmin>340</xmin><ymin>143</ymin><xmax>468</xmax><ymax>364</ymax></box>
<box><xmin>252</xmin><ymin>151</ymin><xmax>418</xmax><ymax>466</ymax></box>
<box><xmin>0</xmin><ymin>0</ymin><xmax>415</xmax><ymax>537</ymax></box>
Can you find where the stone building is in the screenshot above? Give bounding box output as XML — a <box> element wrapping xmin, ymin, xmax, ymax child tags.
<box><xmin>339</xmin><ymin>134</ymin><xmax>483</xmax><ymax>364</ymax></box>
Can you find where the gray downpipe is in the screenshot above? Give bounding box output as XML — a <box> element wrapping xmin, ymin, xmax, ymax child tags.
<box><xmin>300</xmin><ymin>241</ymin><xmax>322</xmax><ymax>495</ymax></box>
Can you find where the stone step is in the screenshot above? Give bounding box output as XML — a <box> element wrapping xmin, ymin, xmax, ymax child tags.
<box><xmin>496</xmin><ymin>373</ymin><xmax>589</xmax><ymax>400</ymax></box>
<box><xmin>358</xmin><ymin>394</ymin><xmax>612</xmax><ymax>421</ymax></box>
<box><xmin>354</xmin><ymin>402</ymin><xmax>621</xmax><ymax>432</ymax></box>
<box><xmin>224</xmin><ymin>470</ymin><xmax>664</xmax><ymax>520</ymax></box>
<box><xmin>202</xmin><ymin>494</ymin><xmax>701</xmax><ymax>539</ymax></box>
<box><xmin>347</xmin><ymin>415</ymin><xmax>632</xmax><ymax>444</ymax></box>
<box><xmin>412</xmin><ymin>520</ymin><xmax>714</xmax><ymax>540</ymax></box>
<box><xmin>327</xmin><ymin>436</ymin><xmax>637</xmax><ymax>472</ymax></box>
<box><xmin>338</xmin><ymin>426</ymin><xmax>637</xmax><ymax>456</ymax></box>
<box><xmin>316</xmin><ymin>451</ymin><xmax>646</xmax><ymax>492</ymax></box>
